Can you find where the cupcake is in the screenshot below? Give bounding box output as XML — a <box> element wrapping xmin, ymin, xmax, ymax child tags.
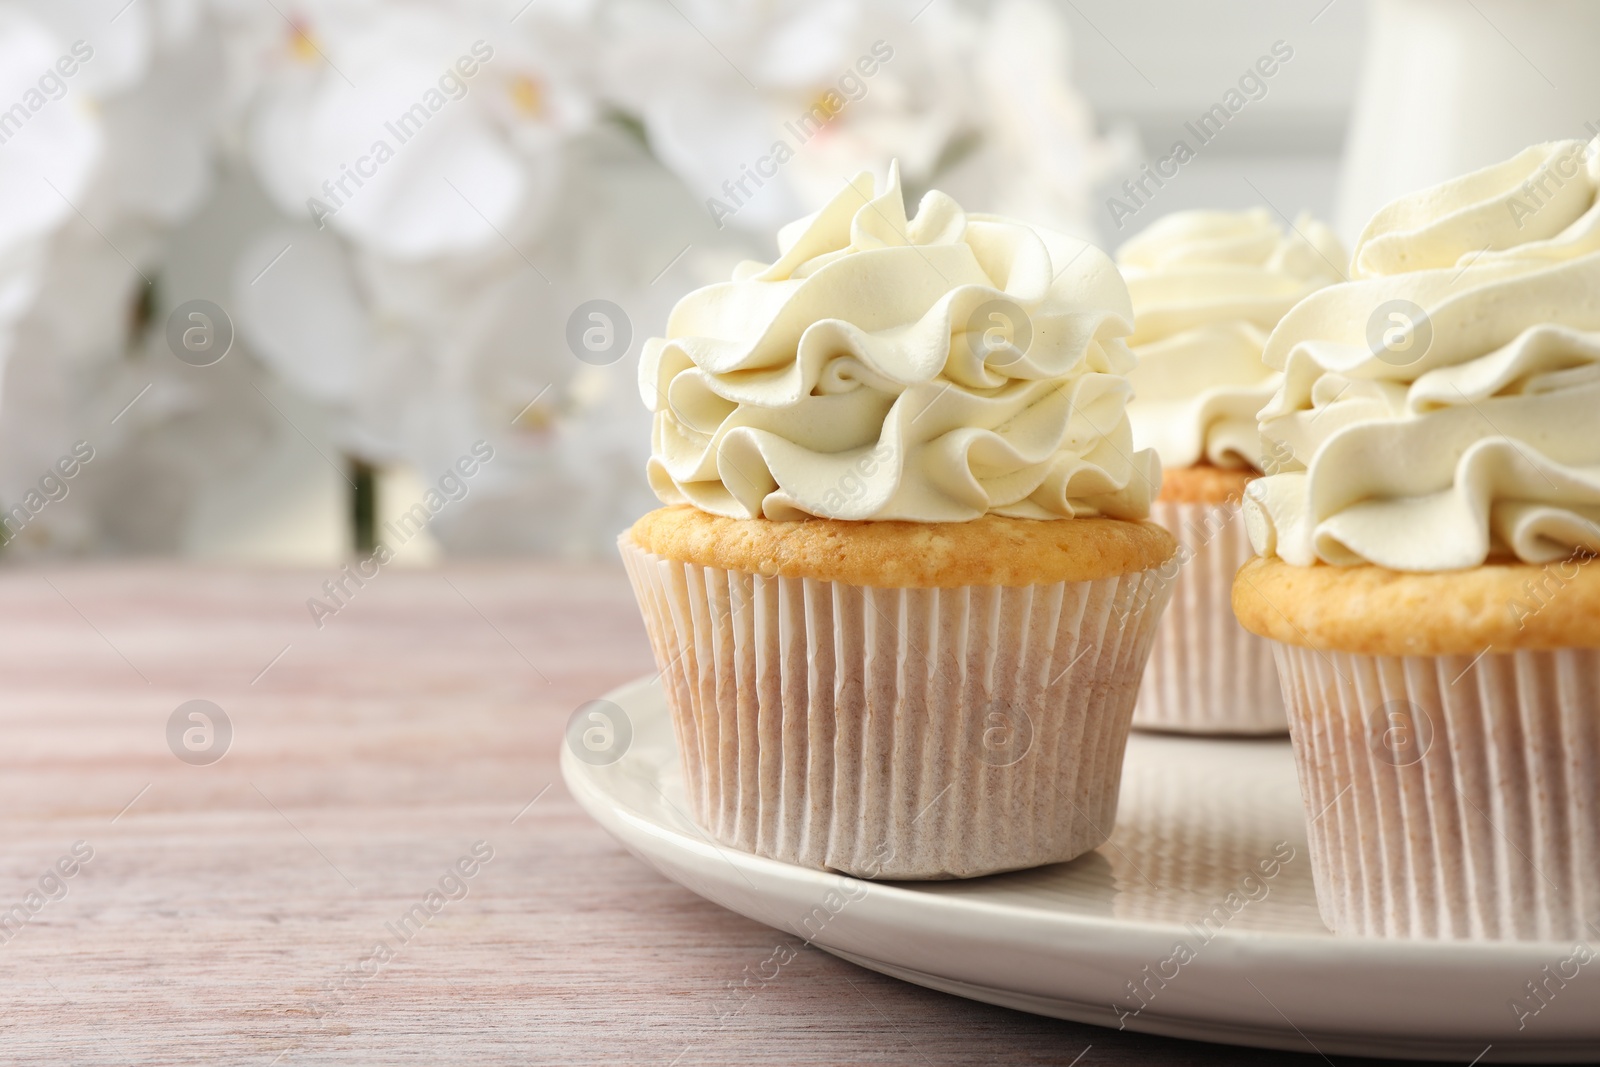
<box><xmin>1117</xmin><ymin>209</ymin><xmax>1345</xmax><ymax>734</ymax></box>
<box><xmin>622</xmin><ymin>165</ymin><xmax>1177</xmax><ymax>879</ymax></box>
<box><xmin>1234</xmin><ymin>139</ymin><xmax>1600</xmax><ymax>939</ymax></box>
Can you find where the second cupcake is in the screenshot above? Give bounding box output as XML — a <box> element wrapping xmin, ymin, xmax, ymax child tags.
<box><xmin>1118</xmin><ymin>209</ymin><xmax>1345</xmax><ymax>734</ymax></box>
<box><xmin>623</xmin><ymin>166</ymin><xmax>1176</xmax><ymax>879</ymax></box>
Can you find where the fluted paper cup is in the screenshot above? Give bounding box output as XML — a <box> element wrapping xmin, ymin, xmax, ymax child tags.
<box><xmin>1133</xmin><ymin>500</ymin><xmax>1287</xmax><ymax>735</ymax></box>
<box><xmin>620</xmin><ymin>535</ymin><xmax>1175</xmax><ymax>880</ymax></box>
<box><xmin>1272</xmin><ymin>643</ymin><xmax>1600</xmax><ymax>940</ymax></box>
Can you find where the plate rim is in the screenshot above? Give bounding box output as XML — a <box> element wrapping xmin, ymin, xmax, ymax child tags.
<box><xmin>563</xmin><ymin>674</ymin><xmax>1600</xmax><ymax>1062</ymax></box>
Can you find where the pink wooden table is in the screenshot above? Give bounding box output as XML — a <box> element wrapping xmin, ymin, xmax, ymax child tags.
<box><xmin>0</xmin><ymin>563</ymin><xmax>1379</xmax><ymax>1065</ymax></box>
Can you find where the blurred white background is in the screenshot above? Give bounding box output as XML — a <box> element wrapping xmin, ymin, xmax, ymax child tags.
<box><xmin>0</xmin><ymin>0</ymin><xmax>1592</xmax><ymax>563</ymax></box>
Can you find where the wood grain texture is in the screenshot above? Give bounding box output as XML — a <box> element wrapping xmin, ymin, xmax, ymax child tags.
<box><xmin>0</xmin><ymin>563</ymin><xmax>1379</xmax><ymax>1066</ymax></box>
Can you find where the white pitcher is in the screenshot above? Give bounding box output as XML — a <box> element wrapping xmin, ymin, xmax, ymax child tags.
<box><xmin>1337</xmin><ymin>0</ymin><xmax>1600</xmax><ymax>243</ymax></box>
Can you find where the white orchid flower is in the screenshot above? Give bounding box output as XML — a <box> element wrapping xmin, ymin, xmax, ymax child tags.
<box><xmin>969</xmin><ymin>0</ymin><xmax>1134</xmax><ymax>236</ymax></box>
<box><xmin>0</xmin><ymin>4</ymin><xmax>103</xmax><ymax>400</ymax></box>
<box><xmin>601</xmin><ymin>0</ymin><xmax>985</xmax><ymax>231</ymax></box>
<box><xmin>0</xmin><ymin>6</ymin><xmax>101</xmax><ymax>257</ymax></box>
<box><xmin>0</xmin><ymin>0</ymin><xmax>224</xmax><ymax>554</ymax></box>
<box><xmin>245</xmin><ymin>0</ymin><xmax>596</xmax><ymax>261</ymax></box>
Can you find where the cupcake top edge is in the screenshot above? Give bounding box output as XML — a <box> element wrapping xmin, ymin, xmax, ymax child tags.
<box><xmin>1115</xmin><ymin>207</ymin><xmax>1346</xmax><ymax>474</ymax></box>
<box><xmin>1233</xmin><ymin>554</ymin><xmax>1600</xmax><ymax>655</ymax></box>
<box><xmin>626</xmin><ymin>505</ymin><xmax>1176</xmax><ymax>587</ymax></box>
<box><xmin>1244</xmin><ymin>140</ymin><xmax>1600</xmax><ymax>573</ymax></box>
<box><xmin>640</xmin><ymin>163</ymin><xmax>1160</xmax><ymax>524</ymax></box>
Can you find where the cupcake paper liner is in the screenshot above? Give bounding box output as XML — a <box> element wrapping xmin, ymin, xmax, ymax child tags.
<box><xmin>1272</xmin><ymin>643</ymin><xmax>1600</xmax><ymax>940</ymax></box>
<box><xmin>1133</xmin><ymin>499</ymin><xmax>1287</xmax><ymax>735</ymax></box>
<box><xmin>620</xmin><ymin>535</ymin><xmax>1174</xmax><ymax>880</ymax></box>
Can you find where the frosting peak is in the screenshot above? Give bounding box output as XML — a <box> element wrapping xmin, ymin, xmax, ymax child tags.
<box><xmin>1246</xmin><ymin>139</ymin><xmax>1600</xmax><ymax>571</ymax></box>
<box><xmin>642</xmin><ymin>165</ymin><xmax>1158</xmax><ymax>522</ymax></box>
<box><xmin>1353</xmin><ymin>140</ymin><xmax>1600</xmax><ymax>278</ymax></box>
<box><xmin>1116</xmin><ymin>208</ymin><xmax>1345</xmax><ymax>471</ymax></box>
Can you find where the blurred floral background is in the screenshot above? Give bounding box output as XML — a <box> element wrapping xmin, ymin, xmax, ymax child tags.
<box><xmin>1</xmin><ymin>0</ymin><xmax>1589</xmax><ymax>562</ymax></box>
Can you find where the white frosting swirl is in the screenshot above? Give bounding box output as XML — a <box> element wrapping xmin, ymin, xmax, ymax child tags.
<box><xmin>1117</xmin><ymin>209</ymin><xmax>1345</xmax><ymax>470</ymax></box>
<box><xmin>1245</xmin><ymin>139</ymin><xmax>1600</xmax><ymax>570</ymax></box>
<box><xmin>641</xmin><ymin>165</ymin><xmax>1158</xmax><ymax>522</ymax></box>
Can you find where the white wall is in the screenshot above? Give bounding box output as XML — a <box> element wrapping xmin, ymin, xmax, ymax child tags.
<box><xmin>1061</xmin><ymin>0</ymin><xmax>1366</xmax><ymax>247</ymax></box>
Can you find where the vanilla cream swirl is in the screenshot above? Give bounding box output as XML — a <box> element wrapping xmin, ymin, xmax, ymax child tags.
<box><xmin>1245</xmin><ymin>139</ymin><xmax>1600</xmax><ymax>570</ymax></box>
<box><xmin>641</xmin><ymin>165</ymin><xmax>1158</xmax><ymax>522</ymax></box>
<box><xmin>1117</xmin><ymin>209</ymin><xmax>1345</xmax><ymax>470</ymax></box>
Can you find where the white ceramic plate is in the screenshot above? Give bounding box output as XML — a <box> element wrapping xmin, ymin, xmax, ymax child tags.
<box><xmin>562</xmin><ymin>677</ymin><xmax>1600</xmax><ymax>1063</ymax></box>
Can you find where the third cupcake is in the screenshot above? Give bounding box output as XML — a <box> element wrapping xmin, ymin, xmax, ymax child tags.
<box><xmin>1235</xmin><ymin>139</ymin><xmax>1600</xmax><ymax>939</ymax></box>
